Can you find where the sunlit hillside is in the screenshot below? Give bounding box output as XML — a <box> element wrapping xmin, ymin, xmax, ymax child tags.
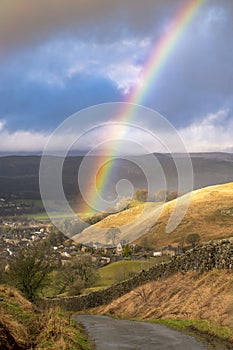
<box><xmin>95</xmin><ymin>270</ymin><xmax>233</xmax><ymax>331</ymax></box>
<box><xmin>73</xmin><ymin>201</ymin><xmax>162</xmax><ymax>245</ymax></box>
<box><xmin>135</xmin><ymin>182</ymin><xmax>233</xmax><ymax>248</ymax></box>
<box><xmin>74</xmin><ymin>182</ymin><xmax>233</xmax><ymax>248</ymax></box>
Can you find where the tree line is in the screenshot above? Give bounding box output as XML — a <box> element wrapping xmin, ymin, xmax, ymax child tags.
<box><xmin>133</xmin><ymin>189</ymin><xmax>179</xmax><ymax>202</ymax></box>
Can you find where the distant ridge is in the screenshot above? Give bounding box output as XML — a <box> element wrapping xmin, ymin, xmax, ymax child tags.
<box><xmin>0</xmin><ymin>153</ymin><xmax>233</xmax><ymax>201</ymax></box>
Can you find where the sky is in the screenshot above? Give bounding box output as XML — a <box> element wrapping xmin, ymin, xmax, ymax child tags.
<box><xmin>0</xmin><ymin>0</ymin><xmax>233</xmax><ymax>153</ymax></box>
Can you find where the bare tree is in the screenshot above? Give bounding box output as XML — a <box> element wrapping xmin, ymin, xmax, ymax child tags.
<box><xmin>155</xmin><ymin>189</ymin><xmax>168</xmax><ymax>202</ymax></box>
<box><xmin>186</xmin><ymin>233</ymin><xmax>200</xmax><ymax>247</ymax></box>
<box><xmin>53</xmin><ymin>256</ymin><xmax>98</xmax><ymax>296</ymax></box>
<box><xmin>106</xmin><ymin>227</ymin><xmax>121</xmax><ymax>246</ymax></box>
<box><xmin>166</xmin><ymin>190</ymin><xmax>178</xmax><ymax>202</ymax></box>
<box><xmin>133</xmin><ymin>189</ymin><xmax>148</xmax><ymax>202</ymax></box>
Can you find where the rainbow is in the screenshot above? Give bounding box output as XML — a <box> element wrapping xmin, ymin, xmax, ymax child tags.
<box><xmin>82</xmin><ymin>0</ymin><xmax>204</xmax><ymax>214</ymax></box>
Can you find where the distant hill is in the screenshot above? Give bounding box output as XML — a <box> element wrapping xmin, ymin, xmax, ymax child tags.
<box><xmin>0</xmin><ymin>155</ymin><xmax>83</xmax><ymax>200</ymax></box>
<box><xmin>0</xmin><ymin>153</ymin><xmax>233</xmax><ymax>203</ymax></box>
<box><xmin>73</xmin><ymin>182</ymin><xmax>233</xmax><ymax>247</ymax></box>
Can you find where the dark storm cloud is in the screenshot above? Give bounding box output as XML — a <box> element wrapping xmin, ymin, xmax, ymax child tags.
<box><xmin>0</xmin><ymin>0</ymin><xmax>185</xmax><ymax>55</ymax></box>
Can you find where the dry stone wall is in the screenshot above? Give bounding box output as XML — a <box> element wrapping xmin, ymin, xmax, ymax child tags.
<box><xmin>40</xmin><ymin>239</ymin><xmax>233</xmax><ymax>311</ymax></box>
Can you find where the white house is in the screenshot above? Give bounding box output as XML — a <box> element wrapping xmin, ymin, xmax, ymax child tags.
<box><xmin>116</xmin><ymin>243</ymin><xmax>123</xmax><ymax>255</ymax></box>
<box><xmin>153</xmin><ymin>251</ymin><xmax>162</xmax><ymax>257</ymax></box>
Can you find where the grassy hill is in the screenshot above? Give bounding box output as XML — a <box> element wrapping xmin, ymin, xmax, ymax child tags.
<box><xmin>96</xmin><ymin>269</ymin><xmax>233</xmax><ymax>327</ymax></box>
<box><xmin>73</xmin><ymin>201</ymin><xmax>161</xmax><ymax>244</ymax></box>
<box><xmin>135</xmin><ymin>182</ymin><xmax>233</xmax><ymax>248</ymax></box>
<box><xmin>74</xmin><ymin>182</ymin><xmax>233</xmax><ymax>247</ymax></box>
<box><xmin>93</xmin><ymin>258</ymin><xmax>169</xmax><ymax>288</ymax></box>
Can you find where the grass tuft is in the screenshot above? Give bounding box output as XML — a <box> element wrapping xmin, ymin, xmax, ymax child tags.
<box><xmin>0</xmin><ymin>285</ymin><xmax>93</xmax><ymax>350</ymax></box>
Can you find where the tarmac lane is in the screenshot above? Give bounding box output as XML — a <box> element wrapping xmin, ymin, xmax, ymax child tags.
<box><xmin>76</xmin><ymin>315</ymin><xmax>207</xmax><ymax>350</ymax></box>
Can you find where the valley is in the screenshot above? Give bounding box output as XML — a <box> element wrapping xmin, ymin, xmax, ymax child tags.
<box><xmin>0</xmin><ymin>155</ymin><xmax>233</xmax><ymax>349</ymax></box>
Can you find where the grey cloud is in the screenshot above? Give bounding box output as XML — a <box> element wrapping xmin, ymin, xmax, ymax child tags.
<box><xmin>0</xmin><ymin>0</ymin><xmax>187</xmax><ymax>55</ymax></box>
<box><xmin>1</xmin><ymin>0</ymin><xmax>233</xmax><ymax>137</ymax></box>
<box><xmin>1</xmin><ymin>0</ymin><xmax>233</xmax><ymax>57</ymax></box>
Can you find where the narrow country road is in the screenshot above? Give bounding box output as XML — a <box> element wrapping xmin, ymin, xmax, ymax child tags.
<box><xmin>76</xmin><ymin>315</ymin><xmax>207</xmax><ymax>350</ymax></box>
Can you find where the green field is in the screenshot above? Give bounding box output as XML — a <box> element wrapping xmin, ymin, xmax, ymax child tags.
<box><xmin>15</xmin><ymin>199</ymin><xmax>44</xmax><ymax>207</ymax></box>
<box><xmin>26</xmin><ymin>211</ymin><xmax>79</xmax><ymax>221</ymax></box>
<box><xmin>95</xmin><ymin>258</ymin><xmax>170</xmax><ymax>287</ymax></box>
<box><xmin>12</xmin><ymin>198</ymin><xmax>80</xmax><ymax>221</ymax></box>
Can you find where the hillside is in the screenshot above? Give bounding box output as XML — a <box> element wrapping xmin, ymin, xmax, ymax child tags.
<box><xmin>0</xmin><ymin>285</ymin><xmax>91</xmax><ymax>349</ymax></box>
<box><xmin>135</xmin><ymin>182</ymin><xmax>233</xmax><ymax>248</ymax></box>
<box><xmin>96</xmin><ymin>269</ymin><xmax>233</xmax><ymax>331</ymax></box>
<box><xmin>74</xmin><ymin>182</ymin><xmax>233</xmax><ymax>247</ymax></box>
<box><xmin>73</xmin><ymin>202</ymin><xmax>160</xmax><ymax>244</ymax></box>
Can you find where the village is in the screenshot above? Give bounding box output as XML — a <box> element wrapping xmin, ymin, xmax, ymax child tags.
<box><xmin>0</xmin><ymin>216</ymin><xmax>186</xmax><ymax>270</ymax></box>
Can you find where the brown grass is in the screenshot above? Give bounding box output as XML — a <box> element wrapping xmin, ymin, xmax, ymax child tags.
<box><xmin>35</xmin><ymin>308</ymin><xmax>88</xmax><ymax>350</ymax></box>
<box><xmin>0</xmin><ymin>286</ymin><xmax>91</xmax><ymax>350</ymax></box>
<box><xmin>0</xmin><ymin>285</ymin><xmax>36</xmax><ymax>348</ymax></box>
<box><xmin>0</xmin><ymin>285</ymin><xmax>34</xmax><ymax>312</ymax></box>
<box><xmin>95</xmin><ymin>270</ymin><xmax>233</xmax><ymax>331</ymax></box>
<box><xmin>135</xmin><ymin>182</ymin><xmax>233</xmax><ymax>248</ymax></box>
<box><xmin>93</xmin><ymin>203</ymin><xmax>147</xmax><ymax>227</ymax></box>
